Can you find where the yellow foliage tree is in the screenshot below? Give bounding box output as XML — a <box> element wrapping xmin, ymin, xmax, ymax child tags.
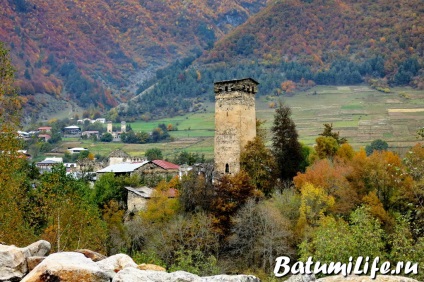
<box><xmin>296</xmin><ymin>182</ymin><xmax>335</xmax><ymax>237</ymax></box>
<box><xmin>140</xmin><ymin>180</ymin><xmax>180</xmax><ymax>224</ymax></box>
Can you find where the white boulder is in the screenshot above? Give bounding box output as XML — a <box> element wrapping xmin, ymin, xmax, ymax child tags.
<box><xmin>21</xmin><ymin>252</ymin><xmax>112</xmax><ymax>282</ymax></box>
<box><xmin>96</xmin><ymin>253</ymin><xmax>138</xmax><ymax>277</ymax></box>
<box><xmin>0</xmin><ymin>240</ymin><xmax>50</xmax><ymax>281</ymax></box>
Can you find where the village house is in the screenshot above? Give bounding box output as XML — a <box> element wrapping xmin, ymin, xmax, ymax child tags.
<box><xmin>36</xmin><ymin>157</ymin><xmax>63</xmax><ymax>173</ymax></box>
<box><xmin>96</xmin><ymin>161</ymin><xmax>148</xmax><ymax>177</ymax></box>
<box><xmin>96</xmin><ymin>159</ymin><xmax>180</xmax><ymax>179</ymax></box>
<box><xmin>125</xmin><ymin>186</ymin><xmax>178</xmax><ymax>212</ymax></box>
<box><xmin>108</xmin><ymin>149</ymin><xmax>145</xmax><ymax>165</ymax></box>
<box><xmin>17</xmin><ymin>131</ymin><xmax>30</xmax><ymax>140</ymax></box>
<box><xmin>67</xmin><ymin>147</ymin><xmax>88</xmax><ymax>154</ymax></box>
<box><xmin>82</xmin><ymin>131</ymin><xmax>100</xmax><ymax>139</ymax></box>
<box><xmin>125</xmin><ymin>186</ymin><xmax>154</xmax><ymax>212</ymax></box>
<box><xmin>38</xmin><ymin>134</ymin><xmax>51</xmax><ymax>142</ymax></box>
<box><xmin>38</xmin><ymin>126</ymin><xmax>52</xmax><ymax>133</ymax></box>
<box><xmin>63</xmin><ymin>125</ymin><xmax>81</xmax><ymax>137</ymax></box>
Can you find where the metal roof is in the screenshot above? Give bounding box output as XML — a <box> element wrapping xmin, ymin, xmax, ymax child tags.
<box><xmin>152</xmin><ymin>160</ymin><xmax>180</xmax><ymax>170</ymax></box>
<box><xmin>37</xmin><ymin>160</ymin><xmax>60</xmax><ymax>165</ymax></box>
<box><xmin>97</xmin><ymin>161</ymin><xmax>149</xmax><ymax>173</ymax></box>
<box><xmin>68</xmin><ymin>147</ymin><xmax>88</xmax><ymax>151</ymax></box>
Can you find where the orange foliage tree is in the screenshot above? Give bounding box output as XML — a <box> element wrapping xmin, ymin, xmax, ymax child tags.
<box><xmin>294</xmin><ymin>158</ymin><xmax>357</xmax><ymax>215</ymax></box>
<box><xmin>280</xmin><ymin>80</ymin><xmax>296</xmax><ymax>93</ymax></box>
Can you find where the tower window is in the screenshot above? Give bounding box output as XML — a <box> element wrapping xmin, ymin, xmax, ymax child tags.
<box><xmin>225</xmin><ymin>163</ymin><xmax>230</xmax><ymax>173</ymax></box>
<box><xmin>225</xmin><ymin>86</ymin><xmax>228</xmax><ymax>91</ymax></box>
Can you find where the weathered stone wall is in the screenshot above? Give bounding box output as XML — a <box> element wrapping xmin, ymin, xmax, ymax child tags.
<box><xmin>127</xmin><ymin>192</ymin><xmax>149</xmax><ymax>211</ymax></box>
<box><xmin>214</xmin><ymin>79</ymin><xmax>257</xmax><ymax>176</ymax></box>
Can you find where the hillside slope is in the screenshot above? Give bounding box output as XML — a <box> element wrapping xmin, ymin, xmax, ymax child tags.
<box><xmin>0</xmin><ymin>0</ymin><xmax>267</xmax><ymax>118</ymax></box>
<box><xmin>202</xmin><ymin>0</ymin><xmax>423</xmax><ymax>77</ymax></box>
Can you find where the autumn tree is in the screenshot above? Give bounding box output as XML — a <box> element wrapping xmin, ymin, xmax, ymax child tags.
<box><xmin>229</xmin><ymin>199</ymin><xmax>294</xmax><ymax>273</ymax></box>
<box><xmin>336</xmin><ymin>142</ymin><xmax>355</xmax><ymax>161</ymax></box>
<box><xmin>315</xmin><ymin>136</ymin><xmax>340</xmax><ymax>159</ymax></box>
<box><xmin>271</xmin><ymin>101</ymin><xmax>304</xmax><ymax>182</ymax></box>
<box><xmin>388</xmin><ymin>215</ymin><xmax>424</xmax><ymax>281</ymax></box>
<box><xmin>280</xmin><ymin>80</ymin><xmax>296</xmax><ymax>93</ymax></box>
<box><xmin>130</xmin><ymin>211</ymin><xmax>219</xmax><ymax>271</ymax></box>
<box><xmin>349</xmin><ymin>150</ymin><xmax>414</xmax><ymax>211</ymax></box>
<box><xmin>211</xmin><ymin>171</ymin><xmax>257</xmax><ymax>236</ymax></box>
<box><xmin>0</xmin><ymin>42</ymin><xmax>36</xmax><ymax>245</ymax></box>
<box><xmin>402</xmin><ymin>144</ymin><xmax>424</xmax><ymax>238</ymax></box>
<box><xmin>294</xmin><ymin>158</ymin><xmax>358</xmax><ymax>215</ymax></box>
<box><xmin>179</xmin><ymin>171</ymin><xmax>214</xmax><ymax>212</ymax></box>
<box><xmin>29</xmin><ymin>165</ymin><xmax>107</xmax><ymax>253</ymax></box>
<box><xmin>296</xmin><ymin>182</ymin><xmax>335</xmax><ymax>236</ymax></box>
<box><xmin>319</xmin><ymin>123</ymin><xmax>347</xmax><ymax>144</ymax></box>
<box><xmin>241</xmin><ymin>136</ymin><xmax>277</xmax><ymax>196</ymax></box>
<box><xmin>299</xmin><ymin>206</ymin><xmax>386</xmax><ymax>264</ymax></box>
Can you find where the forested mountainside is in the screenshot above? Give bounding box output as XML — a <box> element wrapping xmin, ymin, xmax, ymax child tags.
<box><xmin>203</xmin><ymin>0</ymin><xmax>423</xmax><ymax>71</ymax></box>
<box><xmin>121</xmin><ymin>0</ymin><xmax>423</xmax><ymax>120</ymax></box>
<box><xmin>0</xmin><ymin>0</ymin><xmax>267</xmax><ymax>118</ymax></box>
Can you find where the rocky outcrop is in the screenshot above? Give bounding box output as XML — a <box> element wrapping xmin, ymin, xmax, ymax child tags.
<box><xmin>95</xmin><ymin>253</ymin><xmax>138</xmax><ymax>277</ymax></box>
<box><xmin>75</xmin><ymin>249</ymin><xmax>107</xmax><ymax>262</ymax></box>
<box><xmin>25</xmin><ymin>257</ymin><xmax>45</xmax><ymax>272</ymax></box>
<box><xmin>137</xmin><ymin>263</ymin><xmax>166</xmax><ymax>271</ymax></box>
<box><xmin>0</xmin><ymin>240</ymin><xmax>50</xmax><ymax>281</ymax></box>
<box><xmin>112</xmin><ymin>268</ymin><xmax>200</xmax><ymax>282</ymax></box>
<box><xmin>21</xmin><ymin>252</ymin><xmax>112</xmax><ymax>282</ymax></box>
<box><xmin>0</xmin><ymin>241</ymin><xmax>260</xmax><ymax>282</ymax></box>
<box><xmin>1</xmin><ymin>242</ymin><xmax>420</xmax><ymax>282</ymax></box>
<box><xmin>112</xmin><ymin>268</ymin><xmax>261</xmax><ymax>282</ymax></box>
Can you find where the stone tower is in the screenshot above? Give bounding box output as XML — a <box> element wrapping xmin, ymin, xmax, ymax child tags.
<box><xmin>214</xmin><ymin>78</ymin><xmax>258</xmax><ymax>176</ymax></box>
<box><xmin>107</xmin><ymin>121</ymin><xmax>113</xmax><ymax>133</ymax></box>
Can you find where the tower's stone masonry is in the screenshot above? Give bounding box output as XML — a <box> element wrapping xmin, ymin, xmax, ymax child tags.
<box><xmin>214</xmin><ymin>78</ymin><xmax>258</xmax><ymax>176</ymax></box>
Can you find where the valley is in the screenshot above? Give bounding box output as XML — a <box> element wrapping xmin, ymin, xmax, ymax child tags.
<box><xmin>56</xmin><ymin>85</ymin><xmax>424</xmax><ymax>161</ymax></box>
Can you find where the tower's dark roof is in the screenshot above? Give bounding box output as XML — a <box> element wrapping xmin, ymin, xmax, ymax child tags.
<box><xmin>214</xmin><ymin>78</ymin><xmax>259</xmax><ymax>85</ymax></box>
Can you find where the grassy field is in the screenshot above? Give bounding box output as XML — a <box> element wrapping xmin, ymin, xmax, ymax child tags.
<box><xmin>58</xmin><ymin>85</ymin><xmax>424</xmax><ymax>160</ymax></box>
